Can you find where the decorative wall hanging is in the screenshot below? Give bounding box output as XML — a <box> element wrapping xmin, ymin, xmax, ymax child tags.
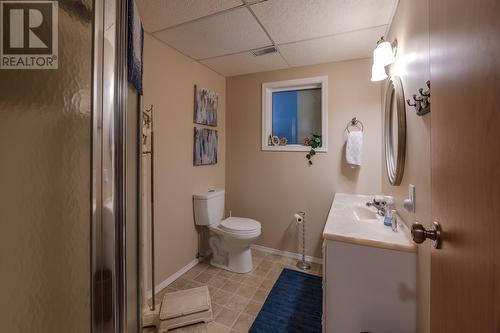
<box><xmin>194</xmin><ymin>127</ymin><xmax>218</xmax><ymax>166</ymax></box>
<box><xmin>194</xmin><ymin>85</ymin><xmax>218</xmax><ymax>126</ymax></box>
<box><xmin>406</xmin><ymin>80</ymin><xmax>431</xmax><ymax>116</ymax></box>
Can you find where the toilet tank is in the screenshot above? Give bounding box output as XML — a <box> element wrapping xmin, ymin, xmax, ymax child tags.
<box><xmin>193</xmin><ymin>189</ymin><xmax>225</xmax><ymax>226</ymax></box>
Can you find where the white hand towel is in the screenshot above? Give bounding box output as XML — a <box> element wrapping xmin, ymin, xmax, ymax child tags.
<box><xmin>346</xmin><ymin>131</ymin><xmax>363</xmax><ymax>166</ymax></box>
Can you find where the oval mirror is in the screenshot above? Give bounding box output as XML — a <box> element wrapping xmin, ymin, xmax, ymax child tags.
<box><xmin>384</xmin><ymin>76</ymin><xmax>406</xmax><ymax>185</ymax></box>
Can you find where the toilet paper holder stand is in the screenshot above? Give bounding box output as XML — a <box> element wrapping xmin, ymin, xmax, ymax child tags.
<box><xmin>295</xmin><ymin>211</ymin><xmax>311</xmax><ymax>271</ymax></box>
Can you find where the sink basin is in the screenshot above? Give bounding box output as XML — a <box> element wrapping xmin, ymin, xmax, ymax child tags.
<box><xmin>352</xmin><ymin>205</ymin><xmax>380</xmax><ymax>221</ymax></box>
<box><xmin>323</xmin><ymin>193</ymin><xmax>416</xmax><ymax>252</ymax></box>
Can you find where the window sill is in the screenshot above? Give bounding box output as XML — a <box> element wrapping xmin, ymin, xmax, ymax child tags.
<box><xmin>261</xmin><ymin>145</ymin><xmax>328</xmax><ymax>152</ymax></box>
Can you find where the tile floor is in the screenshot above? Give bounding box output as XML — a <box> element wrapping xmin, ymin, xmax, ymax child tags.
<box><xmin>143</xmin><ymin>249</ymin><xmax>322</xmax><ymax>333</ymax></box>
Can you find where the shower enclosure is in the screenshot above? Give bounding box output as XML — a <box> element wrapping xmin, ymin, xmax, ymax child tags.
<box><xmin>0</xmin><ymin>0</ymin><xmax>141</xmax><ymax>332</ymax></box>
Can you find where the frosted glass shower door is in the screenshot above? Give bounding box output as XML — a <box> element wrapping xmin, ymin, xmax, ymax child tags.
<box><xmin>0</xmin><ymin>1</ymin><xmax>94</xmax><ymax>332</ymax></box>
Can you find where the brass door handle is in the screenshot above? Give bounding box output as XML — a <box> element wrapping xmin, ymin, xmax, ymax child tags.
<box><xmin>411</xmin><ymin>221</ymin><xmax>442</xmax><ymax>249</ymax></box>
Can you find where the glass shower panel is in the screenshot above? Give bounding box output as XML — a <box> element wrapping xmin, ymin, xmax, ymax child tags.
<box><xmin>0</xmin><ymin>1</ymin><xmax>93</xmax><ymax>332</ymax></box>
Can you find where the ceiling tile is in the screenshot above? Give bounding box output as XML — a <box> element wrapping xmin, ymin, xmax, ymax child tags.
<box><xmin>136</xmin><ymin>0</ymin><xmax>244</xmax><ymax>32</ymax></box>
<box><xmin>154</xmin><ymin>8</ymin><xmax>271</xmax><ymax>60</ymax></box>
<box><xmin>201</xmin><ymin>51</ymin><xmax>288</xmax><ymax>76</ymax></box>
<box><xmin>278</xmin><ymin>26</ymin><xmax>386</xmax><ymax>67</ymax></box>
<box><xmin>251</xmin><ymin>0</ymin><xmax>396</xmax><ymax>44</ymax></box>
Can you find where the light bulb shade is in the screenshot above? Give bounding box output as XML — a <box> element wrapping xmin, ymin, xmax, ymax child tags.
<box><xmin>373</xmin><ymin>41</ymin><xmax>395</xmax><ymax>66</ymax></box>
<box><xmin>371</xmin><ymin>63</ymin><xmax>388</xmax><ymax>82</ymax></box>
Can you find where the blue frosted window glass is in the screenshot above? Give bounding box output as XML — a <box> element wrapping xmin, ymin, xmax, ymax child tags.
<box><xmin>272</xmin><ymin>90</ymin><xmax>298</xmax><ymax>144</ymax></box>
<box><xmin>272</xmin><ymin>88</ymin><xmax>321</xmax><ymax>145</ymax></box>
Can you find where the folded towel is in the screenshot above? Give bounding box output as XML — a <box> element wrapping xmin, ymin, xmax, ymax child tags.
<box><xmin>346</xmin><ymin>131</ymin><xmax>363</xmax><ymax>166</ymax></box>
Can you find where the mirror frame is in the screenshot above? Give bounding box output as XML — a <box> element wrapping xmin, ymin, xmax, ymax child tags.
<box><xmin>384</xmin><ymin>76</ymin><xmax>406</xmax><ymax>185</ymax></box>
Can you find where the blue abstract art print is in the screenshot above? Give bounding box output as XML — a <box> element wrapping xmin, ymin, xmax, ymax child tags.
<box><xmin>194</xmin><ymin>85</ymin><xmax>218</xmax><ymax>126</ymax></box>
<box><xmin>194</xmin><ymin>127</ymin><xmax>218</xmax><ymax>166</ymax></box>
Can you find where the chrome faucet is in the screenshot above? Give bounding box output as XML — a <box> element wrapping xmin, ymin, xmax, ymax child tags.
<box><xmin>366</xmin><ymin>199</ymin><xmax>387</xmax><ymax>217</ymax></box>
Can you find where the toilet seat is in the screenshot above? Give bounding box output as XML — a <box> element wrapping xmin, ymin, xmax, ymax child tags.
<box><xmin>219</xmin><ymin>217</ymin><xmax>261</xmax><ymax>234</ymax></box>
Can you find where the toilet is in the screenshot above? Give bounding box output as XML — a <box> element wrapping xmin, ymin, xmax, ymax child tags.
<box><xmin>193</xmin><ymin>189</ymin><xmax>261</xmax><ymax>273</ymax></box>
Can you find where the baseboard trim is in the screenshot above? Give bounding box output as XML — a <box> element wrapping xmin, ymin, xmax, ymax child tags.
<box><xmin>147</xmin><ymin>258</ymin><xmax>199</xmax><ymax>299</ymax></box>
<box><xmin>251</xmin><ymin>244</ymin><xmax>323</xmax><ymax>264</ymax></box>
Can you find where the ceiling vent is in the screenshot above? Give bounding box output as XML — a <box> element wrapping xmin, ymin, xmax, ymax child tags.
<box><xmin>251</xmin><ymin>46</ymin><xmax>277</xmax><ymax>57</ymax></box>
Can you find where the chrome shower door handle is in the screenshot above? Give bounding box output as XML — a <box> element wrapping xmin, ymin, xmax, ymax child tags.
<box><xmin>411</xmin><ymin>221</ymin><xmax>442</xmax><ymax>249</ymax></box>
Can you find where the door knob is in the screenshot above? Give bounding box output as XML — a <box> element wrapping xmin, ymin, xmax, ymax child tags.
<box><xmin>411</xmin><ymin>221</ymin><xmax>442</xmax><ymax>249</ymax></box>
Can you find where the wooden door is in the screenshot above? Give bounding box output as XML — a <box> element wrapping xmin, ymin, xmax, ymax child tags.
<box><xmin>430</xmin><ymin>0</ymin><xmax>500</xmax><ymax>331</ymax></box>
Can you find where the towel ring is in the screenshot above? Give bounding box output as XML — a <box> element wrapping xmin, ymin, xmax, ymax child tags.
<box><xmin>346</xmin><ymin>117</ymin><xmax>364</xmax><ymax>133</ymax></box>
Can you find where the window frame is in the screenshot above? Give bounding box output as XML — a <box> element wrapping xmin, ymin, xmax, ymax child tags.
<box><xmin>261</xmin><ymin>76</ymin><xmax>328</xmax><ymax>152</ymax></box>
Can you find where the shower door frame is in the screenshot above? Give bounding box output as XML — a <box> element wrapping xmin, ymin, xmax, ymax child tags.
<box><xmin>92</xmin><ymin>0</ymin><xmax>142</xmax><ymax>332</ymax></box>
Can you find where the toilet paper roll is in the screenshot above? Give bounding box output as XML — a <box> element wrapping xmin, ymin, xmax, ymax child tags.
<box><xmin>294</xmin><ymin>213</ymin><xmax>304</xmax><ymax>224</ymax></box>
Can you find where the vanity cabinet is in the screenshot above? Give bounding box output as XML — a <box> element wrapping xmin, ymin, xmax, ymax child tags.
<box><xmin>322</xmin><ymin>193</ymin><xmax>416</xmax><ymax>333</ymax></box>
<box><xmin>322</xmin><ymin>240</ymin><xmax>416</xmax><ymax>333</ymax></box>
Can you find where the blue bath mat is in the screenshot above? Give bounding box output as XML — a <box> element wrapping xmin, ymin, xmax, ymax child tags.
<box><xmin>250</xmin><ymin>268</ymin><xmax>323</xmax><ymax>333</ymax></box>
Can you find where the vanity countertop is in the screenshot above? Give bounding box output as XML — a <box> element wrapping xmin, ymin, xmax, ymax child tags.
<box><xmin>323</xmin><ymin>193</ymin><xmax>416</xmax><ymax>252</ymax></box>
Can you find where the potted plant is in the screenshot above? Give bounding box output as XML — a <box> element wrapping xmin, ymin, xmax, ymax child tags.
<box><xmin>304</xmin><ymin>134</ymin><xmax>322</xmax><ymax>165</ymax></box>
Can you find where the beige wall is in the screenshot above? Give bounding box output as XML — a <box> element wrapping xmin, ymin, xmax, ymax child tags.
<box><xmin>383</xmin><ymin>1</ymin><xmax>431</xmax><ymax>332</ymax></box>
<box><xmin>142</xmin><ymin>33</ymin><xmax>226</xmax><ymax>286</ymax></box>
<box><xmin>226</xmin><ymin>58</ymin><xmax>382</xmax><ymax>258</ymax></box>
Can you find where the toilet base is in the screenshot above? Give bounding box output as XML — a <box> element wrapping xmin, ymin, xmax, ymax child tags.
<box><xmin>209</xmin><ymin>239</ymin><xmax>254</xmax><ymax>273</ymax></box>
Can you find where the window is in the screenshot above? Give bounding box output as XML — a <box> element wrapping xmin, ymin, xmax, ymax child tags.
<box><xmin>262</xmin><ymin>76</ymin><xmax>328</xmax><ymax>152</ymax></box>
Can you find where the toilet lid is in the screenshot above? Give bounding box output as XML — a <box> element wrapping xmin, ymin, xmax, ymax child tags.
<box><xmin>220</xmin><ymin>217</ymin><xmax>260</xmax><ymax>233</ymax></box>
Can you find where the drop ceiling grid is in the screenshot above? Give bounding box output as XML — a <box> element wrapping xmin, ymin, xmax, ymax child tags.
<box><xmin>198</xmin><ymin>24</ymin><xmax>387</xmax><ymax>76</ymax></box>
<box><xmin>140</xmin><ymin>0</ymin><xmax>398</xmax><ymax>76</ymax></box>
<box><xmin>250</xmin><ymin>0</ymin><xmax>397</xmax><ymax>44</ymax></box>
<box><xmin>201</xmin><ymin>51</ymin><xmax>288</xmax><ymax>77</ymax></box>
<box><xmin>136</xmin><ymin>0</ymin><xmax>245</xmax><ymax>33</ymax></box>
<box><xmin>153</xmin><ymin>7</ymin><xmax>272</xmax><ymax>60</ymax></box>
<box><xmin>277</xmin><ymin>25</ymin><xmax>388</xmax><ymax>68</ymax></box>
<box><xmin>242</xmin><ymin>0</ymin><xmax>291</xmax><ymax>68</ymax></box>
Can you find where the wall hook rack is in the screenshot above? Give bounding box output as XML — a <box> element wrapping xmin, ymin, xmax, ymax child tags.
<box><xmin>407</xmin><ymin>80</ymin><xmax>431</xmax><ymax>116</ymax></box>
